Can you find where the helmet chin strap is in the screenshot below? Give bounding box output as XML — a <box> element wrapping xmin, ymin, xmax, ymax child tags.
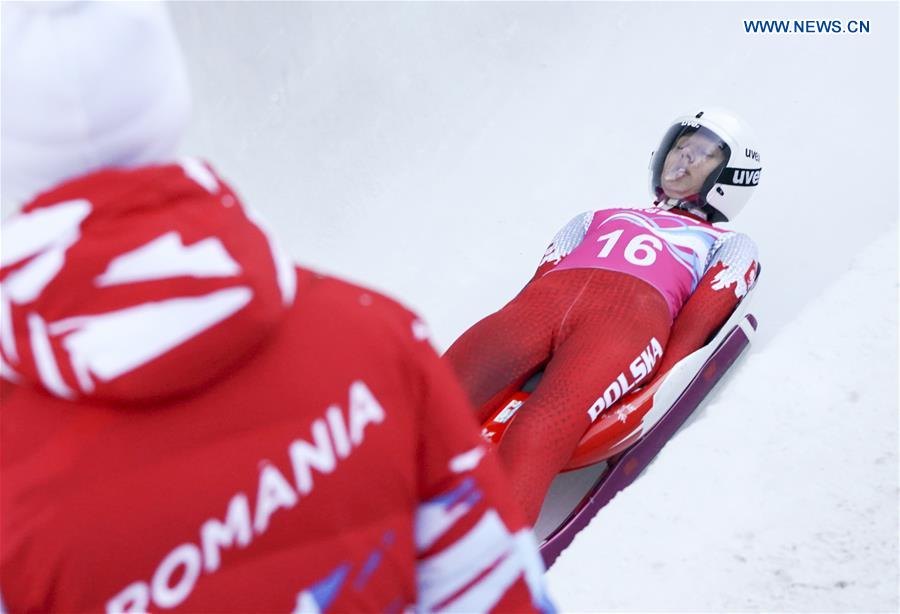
<box><xmin>655</xmin><ymin>196</ymin><xmax>709</xmax><ymax>221</ymax></box>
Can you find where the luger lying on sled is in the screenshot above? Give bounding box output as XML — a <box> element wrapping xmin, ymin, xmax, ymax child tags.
<box><xmin>481</xmin><ymin>276</ymin><xmax>760</xmax><ymax>569</ymax></box>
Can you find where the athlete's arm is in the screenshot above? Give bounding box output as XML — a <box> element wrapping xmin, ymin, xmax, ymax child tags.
<box><xmin>657</xmin><ymin>232</ymin><xmax>759</xmax><ymax>374</ymax></box>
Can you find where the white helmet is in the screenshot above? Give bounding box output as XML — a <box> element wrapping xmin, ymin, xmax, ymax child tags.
<box><xmin>649</xmin><ymin>108</ymin><xmax>761</xmax><ymax>222</ymax></box>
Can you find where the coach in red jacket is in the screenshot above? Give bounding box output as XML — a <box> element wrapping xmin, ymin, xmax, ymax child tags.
<box><xmin>0</xmin><ymin>4</ymin><xmax>553</xmax><ymax>613</ymax></box>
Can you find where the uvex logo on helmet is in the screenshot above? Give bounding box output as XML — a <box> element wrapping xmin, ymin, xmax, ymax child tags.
<box><xmin>721</xmin><ymin>168</ymin><xmax>761</xmax><ymax>186</ymax></box>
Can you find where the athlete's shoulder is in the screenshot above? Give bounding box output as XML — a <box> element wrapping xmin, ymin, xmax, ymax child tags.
<box><xmin>721</xmin><ymin>228</ymin><xmax>757</xmax><ymax>244</ymax></box>
<box><xmin>560</xmin><ymin>210</ymin><xmax>596</xmax><ymax>229</ymax></box>
<box><xmin>551</xmin><ymin>205</ymin><xmax>657</xmax><ymax>231</ymax></box>
<box><xmin>711</xmin><ymin>229</ymin><xmax>759</xmax><ymax>261</ymax></box>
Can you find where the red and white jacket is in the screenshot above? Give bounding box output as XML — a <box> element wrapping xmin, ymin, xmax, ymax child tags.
<box><xmin>0</xmin><ymin>161</ymin><xmax>553</xmax><ymax>613</ymax></box>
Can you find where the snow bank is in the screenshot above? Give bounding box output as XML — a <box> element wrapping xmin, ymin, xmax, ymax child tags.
<box><xmin>547</xmin><ymin>226</ymin><xmax>899</xmax><ymax>611</ymax></box>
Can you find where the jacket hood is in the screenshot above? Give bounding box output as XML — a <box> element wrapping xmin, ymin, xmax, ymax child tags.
<box><xmin>0</xmin><ymin>161</ymin><xmax>296</xmax><ymax>403</ymax></box>
<box><xmin>1</xmin><ymin>1</ymin><xmax>191</xmax><ymax>209</ymax></box>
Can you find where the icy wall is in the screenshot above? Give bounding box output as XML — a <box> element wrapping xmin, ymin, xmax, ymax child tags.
<box><xmin>169</xmin><ymin>1</ymin><xmax>898</xmax><ymax>352</ymax></box>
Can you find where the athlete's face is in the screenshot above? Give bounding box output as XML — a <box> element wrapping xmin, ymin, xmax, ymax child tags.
<box><xmin>660</xmin><ymin>131</ymin><xmax>725</xmax><ymax>199</ymax></box>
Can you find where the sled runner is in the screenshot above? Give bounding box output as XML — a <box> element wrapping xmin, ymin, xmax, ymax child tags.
<box><xmin>481</xmin><ymin>285</ymin><xmax>759</xmax><ymax>569</ymax></box>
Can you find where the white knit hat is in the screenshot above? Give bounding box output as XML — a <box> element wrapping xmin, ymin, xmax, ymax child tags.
<box><xmin>1</xmin><ymin>1</ymin><xmax>191</xmax><ymax>208</ymax></box>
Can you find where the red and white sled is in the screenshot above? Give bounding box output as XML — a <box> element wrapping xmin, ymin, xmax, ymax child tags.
<box><xmin>481</xmin><ymin>288</ymin><xmax>759</xmax><ymax>568</ymax></box>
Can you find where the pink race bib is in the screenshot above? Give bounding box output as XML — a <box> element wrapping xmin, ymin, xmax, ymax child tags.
<box><xmin>548</xmin><ymin>208</ymin><xmax>725</xmax><ymax>318</ymax></box>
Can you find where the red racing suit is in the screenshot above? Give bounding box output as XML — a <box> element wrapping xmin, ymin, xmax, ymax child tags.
<box><xmin>445</xmin><ymin>207</ymin><xmax>759</xmax><ymax>522</ymax></box>
<box><xmin>0</xmin><ymin>162</ymin><xmax>554</xmax><ymax>613</ymax></box>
